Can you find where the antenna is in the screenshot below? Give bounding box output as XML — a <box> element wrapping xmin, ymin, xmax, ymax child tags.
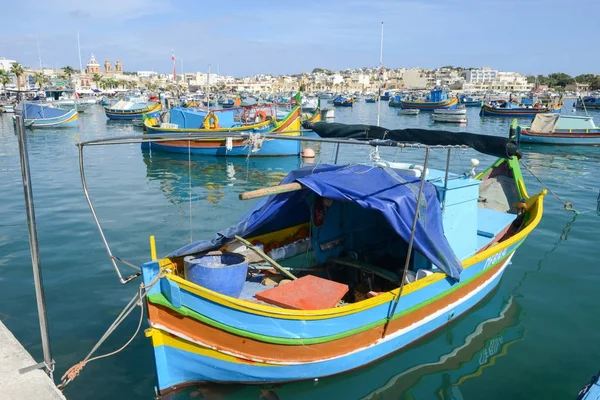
<box><xmin>376</xmin><ymin>22</ymin><xmax>384</xmax><ymax>127</ymax></box>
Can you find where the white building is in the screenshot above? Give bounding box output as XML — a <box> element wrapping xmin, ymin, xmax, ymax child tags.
<box><xmin>0</xmin><ymin>57</ymin><xmax>17</xmax><ymax>71</ymax></box>
<box><xmin>328</xmin><ymin>74</ymin><xmax>344</xmax><ymax>86</ymax></box>
<box><xmin>465</xmin><ymin>68</ymin><xmax>498</xmax><ymax>83</ymax></box>
<box><xmin>401</xmin><ymin>68</ymin><xmax>429</xmax><ymax>89</ymax></box>
<box><xmin>137</xmin><ymin>71</ymin><xmax>158</xmax><ymax>79</ymax></box>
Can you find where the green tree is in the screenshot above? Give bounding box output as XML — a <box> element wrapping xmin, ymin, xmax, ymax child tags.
<box><xmin>547</xmin><ymin>72</ymin><xmax>574</xmax><ymax>88</ymax></box>
<box><xmin>92</xmin><ymin>73</ymin><xmax>102</xmax><ymax>88</ymax></box>
<box><xmin>0</xmin><ymin>70</ymin><xmax>11</xmax><ymax>91</ymax></box>
<box><xmin>62</xmin><ymin>66</ymin><xmax>76</xmax><ymax>87</ymax></box>
<box><xmin>33</xmin><ymin>72</ymin><xmax>49</xmax><ymax>89</ymax></box>
<box><xmin>526</xmin><ymin>75</ymin><xmax>536</xmax><ymax>84</ymax></box>
<box><xmin>575</xmin><ymin>74</ymin><xmax>597</xmax><ymax>84</ymax></box>
<box><xmin>9</xmin><ymin>62</ymin><xmax>24</xmax><ymax>91</ymax></box>
<box><xmin>591</xmin><ymin>77</ymin><xmax>600</xmax><ymax>91</ymax></box>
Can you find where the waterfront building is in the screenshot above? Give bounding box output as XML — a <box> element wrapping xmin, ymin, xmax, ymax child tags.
<box><xmin>465</xmin><ymin>67</ymin><xmax>498</xmax><ymax>83</ymax></box>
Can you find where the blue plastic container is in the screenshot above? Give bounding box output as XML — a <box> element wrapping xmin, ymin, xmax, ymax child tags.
<box><xmin>183</xmin><ymin>253</ymin><xmax>248</xmax><ymax>298</ymax></box>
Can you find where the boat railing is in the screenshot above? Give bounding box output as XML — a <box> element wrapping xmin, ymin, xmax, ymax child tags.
<box><xmin>77</xmin><ymin>131</ymin><xmax>473</xmax><ymax>285</ymax></box>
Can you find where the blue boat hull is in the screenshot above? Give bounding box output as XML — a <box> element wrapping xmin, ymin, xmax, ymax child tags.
<box><xmin>149</xmin><ymin>138</ymin><xmax>301</xmax><ymax>156</ymax></box>
<box><xmin>147</xmin><ymin>255</ymin><xmax>513</xmax><ymax>390</ymax></box>
<box><xmin>105</xmin><ymin>110</ymin><xmax>160</xmax><ymax>120</ymax></box>
<box><xmin>461</xmin><ymin>101</ymin><xmax>482</xmax><ymax>107</ymax></box>
<box><xmin>18</xmin><ymin>107</ymin><xmax>79</xmax><ymax>128</ymax></box>
<box><xmin>517</xmin><ymin>131</ymin><xmax>600</xmax><ymax>145</ymax></box>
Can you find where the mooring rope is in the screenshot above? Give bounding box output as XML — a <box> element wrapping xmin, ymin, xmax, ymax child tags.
<box><xmin>57</xmin><ymin>272</ymin><xmax>165</xmax><ymax>390</ymax></box>
<box><xmin>520</xmin><ymin>161</ymin><xmax>576</xmax><ymax>212</ymax></box>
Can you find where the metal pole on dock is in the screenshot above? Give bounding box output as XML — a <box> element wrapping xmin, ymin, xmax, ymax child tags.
<box><xmin>15</xmin><ymin>115</ymin><xmax>54</xmax><ymax>377</ymax></box>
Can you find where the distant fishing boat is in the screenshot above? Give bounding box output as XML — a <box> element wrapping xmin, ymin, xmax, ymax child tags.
<box><xmin>380</xmin><ymin>91</ymin><xmax>392</xmax><ymax>101</ymax></box>
<box><xmin>395</xmin><ymin>89</ymin><xmax>458</xmax><ymax>110</ymax></box>
<box><xmin>365</xmin><ymin>96</ymin><xmax>378</xmax><ymax>103</ymax></box>
<box><xmin>397</xmin><ymin>109</ymin><xmax>419</xmax><ymax>115</ymax></box>
<box><xmin>137</xmin><ymin>121</ymin><xmax>545</xmax><ymax>394</ymax></box>
<box><xmin>517</xmin><ymin>114</ymin><xmax>600</xmax><ymax>145</ymax></box>
<box><xmin>480</xmin><ymin>99</ymin><xmax>562</xmax><ymax>117</ymax></box>
<box><xmin>459</xmin><ymin>95</ymin><xmax>483</xmax><ymax>107</ymax></box>
<box><xmin>575</xmin><ymin>96</ymin><xmax>600</xmax><ymax>110</ymax></box>
<box><xmin>143</xmin><ymin>104</ymin><xmax>302</xmax><ymax>156</ymax></box>
<box><xmin>432</xmin><ymin>113</ymin><xmax>467</xmax><ymax>124</ymax></box>
<box><xmin>15</xmin><ymin>103</ymin><xmax>78</xmax><ymax>128</ymax></box>
<box><xmin>302</xmin><ymin>106</ymin><xmax>322</xmax><ymax>124</ymax></box>
<box><xmin>104</xmin><ymin>101</ymin><xmax>162</xmax><ymax>120</ymax></box>
<box><xmin>332</xmin><ymin>96</ymin><xmax>354</xmax><ymax>107</ymax></box>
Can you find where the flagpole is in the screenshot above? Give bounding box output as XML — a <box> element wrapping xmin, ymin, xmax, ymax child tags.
<box><xmin>376</xmin><ymin>22</ymin><xmax>384</xmax><ymax>127</ymax></box>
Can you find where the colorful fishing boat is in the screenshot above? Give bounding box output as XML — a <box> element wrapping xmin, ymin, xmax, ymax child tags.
<box><xmin>365</xmin><ymin>96</ymin><xmax>378</xmax><ymax>103</ymax></box>
<box><xmin>15</xmin><ymin>103</ymin><xmax>79</xmax><ymax>128</ymax></box>
<box><xmin>104</xmin><ymin>101</ymin><xmax>162</xmax><ymax>120</ymax></box>
<box><xmin>143</xmin><ymin>104</ymin><xmax>302</xmax><ymax>156</ymax></box>
<box><xmin>396</xmin><ymin>89</ymin><xmax>459</xmax><ymax>110</ymax></box>
<box><xmin>380</xmin><ymin>91</ymin><xmax>392</xmax><ymax>101</ymax></box>
<box><xmin>302</xmin><ymin>106</ymin><xmax>322</xmax><ymax>124</ymax></box>
<box><xmin>480</xmin><ymin>100</ymin><xmax>562</xmax><ymax>117</ymax></box>
<box><xmin>138</xmin><ymin>122</ymin><xmax>545</xmax><ymax>395</ymax></box>
<box><xmin>517</xmin><ymin>114</ymin><xmax>600</xmax><ymax>145</ymax></box>
<box><xmin>332</xmin><ymin>96</ymin><xmax>354</xmax><ymax>107</ymax></box>
<box><xmin>575</xmin><ymin>96</ymin><xmax>600</xmax><ymax>110</ymax></box>
<box><xmin>459</xmin><ymin>95</ymin><xmax>483</xmax><ymax>107</ymax></box>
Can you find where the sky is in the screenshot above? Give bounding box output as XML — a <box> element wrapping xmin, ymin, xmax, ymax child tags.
<box><xmin>0</xmin><ymin>0</ymin><xmax>597</xmax><ymax>77</ymax></box>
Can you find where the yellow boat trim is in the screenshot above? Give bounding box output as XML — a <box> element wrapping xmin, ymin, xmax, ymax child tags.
<box><xmin>159</xmin><ymin>183</ymin><xmax>546</xmax><ymax>320</ymax></box>
<box><xmin>145</xmin><ymin>327</ymin><xmax>273</xmax><ymax>366</ymax></box>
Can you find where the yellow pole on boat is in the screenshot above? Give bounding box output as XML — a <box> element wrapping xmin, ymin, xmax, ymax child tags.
<box><xmin>150</xmin><ymin>235</ymin><xmax>157</xmax><ymax>261</ymax></box>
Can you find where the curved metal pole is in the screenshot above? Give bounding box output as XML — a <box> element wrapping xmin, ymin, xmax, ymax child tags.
<box><xmin>382</xmin><ymin>147</ymin><xmax>430</xmax><ymax>337</ymax></box>
<box><xmin>78</xmin><ymin>143</ymin><xmax>140</xmax><ymax>284</ymax></box>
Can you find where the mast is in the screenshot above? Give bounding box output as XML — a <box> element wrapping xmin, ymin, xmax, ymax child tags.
<box><xmin>77</xmin><ymin>31</ymin><xmax>83</xmax><ymax>74</ymax></box>
<box><xmin>207</xmin><ymin>64</ymin><xmax>211</xmax><ymax>113</ymax></box>
<box><xmin>376</xmin><ymin>22</ymin><xmax>384</xmax><ymax>127</ymax></box>
<box><xmin>36</xmin><ymin>38</ymin><xmax>43</xmax><ymax>70</ymax></box>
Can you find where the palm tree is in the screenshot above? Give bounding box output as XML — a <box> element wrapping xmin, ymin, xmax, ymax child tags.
<box><xmin>10</xmin><ymin>63</ymin><xmax>24</xmax><ymax>91</ymax></box>
<box><xmin>127</xmin><ymin>80</ymin><xmax>137</xmax><ymax>90</ymax></box>
<box><xmin>0</xmin><ymin>70</ymin><xmax>10</xmax><ymax>92</ymax></box>
<box><xmin>33</xmin><ymin>72</ymin><xmax>49</xmax><ymax>90</ymax></box>
<box><xmin>62</xmin><ymin>66</ymin><xmax>76</xmax><ymax>87</ymax></box>
<box><xmin>92</xmin><ymin>73</ymin><xmax>102</xmax><ymax>89</ymax></box>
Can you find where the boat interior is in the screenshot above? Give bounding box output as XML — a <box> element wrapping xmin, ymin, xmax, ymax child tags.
<box><xmin>169</xmin><ymin>160</ymin><xmax>524</xmax><ymax>310</ymax></box>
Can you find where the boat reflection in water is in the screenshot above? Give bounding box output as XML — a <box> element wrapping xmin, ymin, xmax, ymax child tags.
<box><xmin>159</xmin><ymin>287</ymin><xmax>524</xmax><ymax>400</ymax></box>
<box><xmin>141</xmin><ymin>150</ymin><xmax>302</xmax><ymax>206</ymax></box>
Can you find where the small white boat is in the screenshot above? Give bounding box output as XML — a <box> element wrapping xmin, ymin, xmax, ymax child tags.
<box><xmin>0</xmin><ymin>104</ymin><xmax>15</xmax><ymax>113</ymax></box>
<box><xmin>397</xmin><ymin>109</ymin><xmax>420</xmax><ymax>115</ymax></box>
<box><xmin>432</xmin><ymin>113</ymin><xmax>467</xmax><ymax>124</ymax></box>
<box><xmin>433</xmin><ymin>107</ymin><xmax>467</xmax><ymax>115</ymax></box>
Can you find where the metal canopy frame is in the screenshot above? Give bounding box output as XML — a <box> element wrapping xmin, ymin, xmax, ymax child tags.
<box><xmin>78</xmin><ymin>130</ymin><xmax>468</xmax><ymax>284</ymax></box>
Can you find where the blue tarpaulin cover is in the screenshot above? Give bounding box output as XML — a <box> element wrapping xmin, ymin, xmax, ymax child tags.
<box><xmin>171</xmin><ymin>164</ymin><xmax>463</xmax><ymax>280</ymax></box>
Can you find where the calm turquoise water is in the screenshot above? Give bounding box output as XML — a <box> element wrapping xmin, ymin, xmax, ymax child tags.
<box><xmin>1</xmin><ymin>100</ymin><xmax>599</xmax><ymax>399</ymax></box>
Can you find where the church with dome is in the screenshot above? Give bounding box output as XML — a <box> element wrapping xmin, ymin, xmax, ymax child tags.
<box><xmin>80</xmin><ymin>53</ymin><xmax>126</xmax><ymax>89</ymax></box>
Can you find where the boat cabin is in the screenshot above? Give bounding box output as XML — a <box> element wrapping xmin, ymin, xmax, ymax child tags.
<box><xmin>167</xmin><ymin>161</ymin><xmax>522</xmax><ymax>310</ymax></box>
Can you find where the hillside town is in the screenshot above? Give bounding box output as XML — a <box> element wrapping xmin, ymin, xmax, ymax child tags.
<box><xmin>1</xmin><ymin>54</ymin><xmax>592</xmax><ymax>96</ymax></box>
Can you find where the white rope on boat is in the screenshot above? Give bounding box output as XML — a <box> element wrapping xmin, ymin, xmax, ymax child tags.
<box><xmin>244</xmin><ymin>132</ymin><xmax>265</xmax><ymax>154</ymax></box>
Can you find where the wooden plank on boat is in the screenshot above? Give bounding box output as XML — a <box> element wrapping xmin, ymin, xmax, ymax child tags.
<box><xmin>255</xmin><ymin>275</ymin><xmax>349</xmax><ymax>310</ymax></box>
<box><xmin>239</xmin><ymin>182</ymin><xmax>305</xmax><ymax>200</ymax></box>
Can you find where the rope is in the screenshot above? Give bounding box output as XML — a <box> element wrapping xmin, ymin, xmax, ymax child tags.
<box><xmin>57</xmin><ymin>272</ymin><xmax>164</xmax><ymax>390</ymax></box>
<box><xmin>520</xmin><ymin>161</ymin><xmax>576</xmax><ymax>213</ymax></box>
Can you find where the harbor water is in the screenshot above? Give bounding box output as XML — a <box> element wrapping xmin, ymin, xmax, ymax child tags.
<box><xmin>0</xmin><ymin>100</ymin><xmax>599</xmax><ymax>399</ymax></box>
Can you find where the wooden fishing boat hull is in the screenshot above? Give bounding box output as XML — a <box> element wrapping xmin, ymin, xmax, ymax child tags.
<box><xmin>143</xmin><ymin>245</ymin><xmax>520</xmax><ymax>392</ymax></box>
<box><xmin>16</xmin><ymin>108</ymin><xmax>79</xmax><ymax>128</ymax></box>
<box><xmin>145</xmin><ymin>107</ymin><xmax>302</xmax><ymax>156</ymax></box>
<box><xmin>517</xmin><ymin>129</ymin><xmax>600</xmax><ymax>145</ymax></box>
<box><xmin>396</xmin><ymin>97</ymin><xmax>458</xmax><ymax>110</ymax></box>
<box><xmin>480</xmin><ymin>104</ymin><xmax>562</xmax><ymax>117</ymax></box>
<box><xmin>333</xmin><ymin>101</ymin><xmax>353</xmax><ymax>107</ymax></box>
<box><xmin>397</xmin><ymin>109</ymin><xmax>420</xmax><ymax>115</ymax></box>
<box><xmin>141</xmin><ymin>170</ymin><xmax>544</xmax><ymax>393</ymax></box>
<box><xmin>432</xmin><ymin>114</ymin><xmax>467</xmax><ymax>124</ymax></box>
<box><xmin>365</xmin><ymin>99</ymin><xmax>377</xmax><ymax>103</ymax></box>
<box><xmin>461</xmin><ymin>101</ymin><xmax>482</xmax><ymax>107</ymax></box>
<box><xmin>104</xmin><ymin>102</ymin><xmax>162</xmax><ymax>120</ymax></box>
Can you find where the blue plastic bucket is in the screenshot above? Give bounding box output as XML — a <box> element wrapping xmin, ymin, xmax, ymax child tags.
<box><xmin>183</xmin><ymin>253</ymin><xmax>248</xmax><ymax>298</ymax></box>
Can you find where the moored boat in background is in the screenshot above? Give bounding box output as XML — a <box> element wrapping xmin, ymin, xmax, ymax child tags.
<box><xmin>14</xmin><ymin>102</ymin><xmax>79</xmax><ymax>128</ymax></box>
<box><xmin>396</xmin><ymin>89</ymin><xmax>458</xmax><ymax>110</ymax></box>
<box><xmin>480</xmin><ymin>99</ymin><xmax>562</xmax><ymax>117</ymax></box>
<box><xmin>104</xmin><ymin>101</ymin><xmax>162</xmax><ymax>120</ymax></box>
<box><xmin>517</xmin><ymin>114</ymin><xmax>600</xmax><ymax>145</ymax></box>
<box><xmin>397</xmin><ymin>109</ymin><xmax>419</xmax><ymax>115</ymax></box>
<box><xmin>332</xmin><ymin>96</ymin><xmax>354</xmax><ymax>107</ymax></box>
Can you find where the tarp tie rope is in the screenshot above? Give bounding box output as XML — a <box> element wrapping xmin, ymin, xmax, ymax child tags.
<box><xmin>57</xmin><ymin>271</ymin><xmax>166</xmax><ymax>391</ymax></box>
